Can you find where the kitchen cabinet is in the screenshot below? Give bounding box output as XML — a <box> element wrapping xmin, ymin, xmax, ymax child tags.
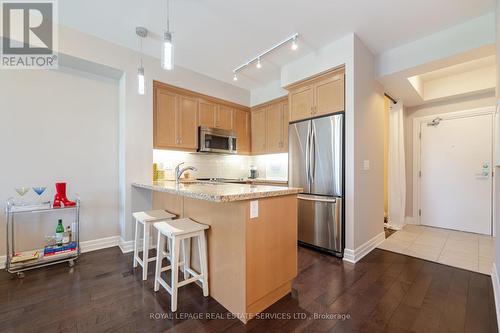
<box><xmin>287</xmin><ymin>66</ymin><xmax>345</xmax><ymax>122</ymax></box>
<box><xmin>154</xmin><ymin>87</ymin><xmax>198</xmax><ymax>150</ymax></box>
<box><xmin>233</xmin><ymin>108</ymin><xmax>251</xmax><ymax>154</ymax></box>
<box><xmin>251</xmin><ymin>98</ymin><xmax>289</xmax><ymax>154</ymax></box>
<box><xmin>251</xmin><ymin>107</ymin><xmax>267</xmax><ymax>154</ymax></box>
<box><xmin>153</xmin><ymin>81</ymin><xmax>250</xmax><ymax>153</ymax></box>
<box><xmin>198</xmin><ymin>99</ymin><xmax>217</xmax><ymax>128</ymax></box>
<box><xmin>217</xmin><ymin>105</ymin><xmax>233</xmax><ymax>130</ymax></box>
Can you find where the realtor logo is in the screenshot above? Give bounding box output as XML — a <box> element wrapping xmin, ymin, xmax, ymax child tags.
<box><xmin>1</xmin><ymin>0</ymin><xmax>58</xmax><ymax>69</ymax></box>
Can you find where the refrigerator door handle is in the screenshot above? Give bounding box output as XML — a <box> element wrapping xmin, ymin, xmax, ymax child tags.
<box><xmin>306</xmin><ymin>122</ymin><xmax>312</xmax><ymax>186</ymax></box>
<box><xmin>311</xmin><ymin>123</ymin><xmax>316</xmax><ymax>183</ymax></box>
<box><xmin>298</xmin><ymin>194</ymin><xmax>338</xmax><ymax>203</ymax></box>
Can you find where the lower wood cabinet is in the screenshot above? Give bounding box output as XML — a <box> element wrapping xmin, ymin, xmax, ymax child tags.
<box><xmin>251</xmin><ymin>98</ymin><xmax>289</xmax><ymax>154</ymax></box>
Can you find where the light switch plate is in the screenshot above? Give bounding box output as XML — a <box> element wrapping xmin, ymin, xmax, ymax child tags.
<box><xmin>250</xmin><ymin>200</ymin><xmax>258</xmax><ymax>219</ymax></box>
<box><xmin>363</xmin><ymin>160</ymin><xmax>370</xmax><ymax>171</ymax></box>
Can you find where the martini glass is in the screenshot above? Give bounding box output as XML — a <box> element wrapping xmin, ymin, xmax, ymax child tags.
<box><xmin>32</xmin><ymin>186</ymin><xmax>47</xmax><ymax>204</ymax></box>
<box><xmin>14</xmin><ymin>187</ymin><xmax>30</xmax><ymax>205</ymax></box>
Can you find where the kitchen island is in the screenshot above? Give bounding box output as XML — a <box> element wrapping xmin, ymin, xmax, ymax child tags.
<box><xmin>132</xmin><ymin>181</ymin><xmax>301</xmax><ymax>323</ymax></box>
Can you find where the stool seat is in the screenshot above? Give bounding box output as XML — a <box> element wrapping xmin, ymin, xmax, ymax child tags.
<box><xmin>154</xmin><ymin>218</ymin><xmax>209</xmax><ymax>237</ymax></box>
<box><xmin>133</xmin><ymin>210</ymin><xmax>176</xmax><ymax>223</ymax></box>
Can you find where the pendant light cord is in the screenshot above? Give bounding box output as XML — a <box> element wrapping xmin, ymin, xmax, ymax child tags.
<box><xmin>166</xmin><ymin>0</ymin><xmax>170</xmax><ymax>32</ymax></box>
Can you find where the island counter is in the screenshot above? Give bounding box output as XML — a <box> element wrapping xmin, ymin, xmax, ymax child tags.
<box><xmin>132</xmin><ymin>181</ymin><xmax>301</xmax><ymax>323</ymax></box>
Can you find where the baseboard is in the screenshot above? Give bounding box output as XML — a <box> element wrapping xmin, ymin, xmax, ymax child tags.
<box><xmin>343</xmin><ymin>231</ymin><xmax>385</xmax><ymax>263</ymax></box>
<box><xmin>119</xmin><ymin>238</ymin><xmax>135</xmax><ymax>253</ymax></box>
<box><xmin>492</xmin><ymin>262</ymin><xmax>500</xmax><ymax>331</ymax></box>
<box><xmin>0</xmin><ymin>235</ymin><xmax>125</xmax><ymax>269</ymax></box>
<box><xmin>405</xmin><ymin>217</ymin><xmax>414</xmax><ymax>225</ymax></box>
<box><xmin>80</xmin><ymin>236</ymin><xmax>121</xmax><ymax>253</ymax></box>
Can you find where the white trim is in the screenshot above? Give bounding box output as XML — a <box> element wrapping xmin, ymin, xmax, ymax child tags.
<box><xmin>119</xmin><ymin>238</ymin><xmax>135</xmax><ymax>253</ymax></box>
<box><xmin>491</xmin><ymin>262</ymin><xmax>500</xmax><ymax>331</ymax></box>
<box><xmin>404</xmin><ymin>216</ymin><xmax>414</xmax><ymax>225</ymax></box>
<box><xmin>0</xmin><ymin>235</ymin><xmax>130</xmax><ymax>269</ymax></box>
<box><xmin>412</xmin><ymin>106</ymin><xmax>496</xmax><ymax>231</ymax></box>
<box><xmin>343</xmin><ymin>231</ymin><xmax>385</xmax><ymax>263</ymax></box>
<box><xmin>80</xmin><ymin>236</ymin><xmax>121</xmax><ymax>253</ymax></box>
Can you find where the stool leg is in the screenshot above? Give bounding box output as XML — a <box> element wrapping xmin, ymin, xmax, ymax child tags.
<box><xmin>142</xmin><ymin>223</ymin><xmax>150</xmax><ymax>281</ymax></box>
<box><xmin>171</xmin><ymin>236</ymin><xmax>180</xmax><ymax>312</ymax></box>
<box><xmin>197</xmin><ymin>232</ymin><xmax>209</xmax><ymax>297</ymax></box>
<box><xmin>154</xmin><ymin>230</ymin><xmax>164</xmax><ymax>292</ymax></box>
<box><xmin>133</xmin><ymin>220</ymin><xmax>139</xmax><ymax>268</ymax></box>
<box><xmin>182</xmin><ymin>238</ymin><xmax>191</xmax><ymax>280</ymax></box>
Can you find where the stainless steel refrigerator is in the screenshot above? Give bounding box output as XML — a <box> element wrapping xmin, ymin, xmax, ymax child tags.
<box><xmin>288</xmin><ymin>113</ymin><xmax>344</xmax><ymax>256</ymax></box>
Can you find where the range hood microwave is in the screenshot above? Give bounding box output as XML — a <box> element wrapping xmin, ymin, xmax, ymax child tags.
<box><xmin>198</xmin><ymin>126</ymin><xmax>237</xmax><ymax>154</ymax></box>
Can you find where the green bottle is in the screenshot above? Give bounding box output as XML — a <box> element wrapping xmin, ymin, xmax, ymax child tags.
<box><xmin>56</xmin><ymin>219</ymin><xmax>64</xmax><ymax>246</ymax></box>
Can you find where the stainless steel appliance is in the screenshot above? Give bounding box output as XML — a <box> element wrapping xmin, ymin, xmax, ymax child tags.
<box><xmin>288</xmin><ymin>113</ymin><xmax>344</xmax><ymax>256</ymax></box>
<box><xmin>198</xmin><ymin>127</ymin><xmax>237</xmax><ymax>154</ymax></box>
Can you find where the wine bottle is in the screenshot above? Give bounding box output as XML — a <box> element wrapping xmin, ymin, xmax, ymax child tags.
<box><xmin>56</xmin><ymin>219</ymin><xmax>64</xmax><ymax>246</ymax></box>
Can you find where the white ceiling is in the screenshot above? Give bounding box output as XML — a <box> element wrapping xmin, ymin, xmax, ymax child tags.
<box><xmin>59</xmin><ymin>0</ymin><xmax>495</xmax><ymax>91</ymax></box>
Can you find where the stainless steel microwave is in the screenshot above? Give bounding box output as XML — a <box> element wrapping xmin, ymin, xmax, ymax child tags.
<box><xmin>198</xmin><ymin>126</ymin><xmax>237</xmax><ymax>154</ymax></box>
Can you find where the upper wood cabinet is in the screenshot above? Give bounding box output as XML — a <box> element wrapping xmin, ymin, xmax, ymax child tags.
<box><xmin>198</xmin><ymin>99</ymin><xmax>217</xmax><ymax>128</ymax></box>
<box><xmin>287</xmin><ymin>67</ymin><xmax>345</xmax><ymax>122</ymax></box>
<box><xmin>251</xmin><ymin>98</ymin><xmax>289</xmax><ymax>155</ymax></box>
<box><xmin>233</xmin><ymin>109</ymin><xmax>251</xmax><ymax>154</ymax></box>
<box><xmin>154</xmin><ymin>87</ymin><xmax>198</xmax><ymax>150</ymax></box>
<box><xmin>153</xmin><ymin>81</ymin><xmax>250</xmax><ymax>153</ymax></box>
<box><xmin>217</xmin><ymin>105</ymin><xmax>233</xmax><ymax>130</ymax></box>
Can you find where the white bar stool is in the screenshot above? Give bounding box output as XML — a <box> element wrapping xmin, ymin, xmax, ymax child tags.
<box><xmin>133</xmin><ymin>210</ymin><xmax>176</xmax><ymax>280</ymax></box>
<box><xmin>153</xmin><ymin>218</ymin><xmax>209</xmax><ymax>312</ymax></box>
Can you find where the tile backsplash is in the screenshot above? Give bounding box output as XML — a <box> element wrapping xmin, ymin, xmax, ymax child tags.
<box><xmin>153</xmin><ymin>150</ymin><xmax>288</xmax><ymax>181</ymax></box>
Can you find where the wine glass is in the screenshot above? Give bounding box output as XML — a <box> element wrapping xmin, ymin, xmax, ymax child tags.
<box><xmin>14</xmin><ymin>187</ymin><xmax>30</xmax><ymax>205</ymax></box>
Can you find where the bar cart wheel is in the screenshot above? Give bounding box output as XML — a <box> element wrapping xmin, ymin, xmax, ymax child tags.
<box><xmin>17</xmin><ymin>272</ymin><xmax>25</xmax><ymax>279</ymax></box>
<box><xmin>68</xmin><ymin>259</ymin><xmax>75</xmax><ymax>268</ymax></box>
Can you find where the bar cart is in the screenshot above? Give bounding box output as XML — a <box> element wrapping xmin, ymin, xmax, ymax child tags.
<box><xmin>5</xmin><ymin>197</ymin><xmax>80</xmax><ymax>278</ymax></box>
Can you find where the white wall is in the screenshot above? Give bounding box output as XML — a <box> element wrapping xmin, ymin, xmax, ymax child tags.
<box><xmin>352</xmin><ymin>36</ymin><xmax>385</xmax><ymax>249</ymax></box>
<box><xmin>250</xmin><ymin>80</ymin><xmax>288</xmax><ymax>107</ymax></box>
<box><xmin>404</xmin><ymin>92</ymin><xmax>497</xmax><ymax>218</ymax></box>
<box><xmin>495</xmin><ymin>0</ymin><xmax>500</xmax><ymax>279</ymax></box>
<box><xmin>0</xmin><ymin>68</ymin><xmax>119</xmax><ymax>255</ymax></box>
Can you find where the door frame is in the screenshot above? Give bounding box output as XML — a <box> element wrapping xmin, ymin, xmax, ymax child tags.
<box><xmin>412</xmin><ymin>106</ymin><xmax>497</xmax><ymax>234</ymax></box>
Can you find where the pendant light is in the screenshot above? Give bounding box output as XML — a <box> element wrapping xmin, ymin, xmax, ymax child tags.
<box><xmin>136</xmin><ymin>26</ymin><xmax>147</xmax><ymax>95</ymax></box>
<box><xmin>162</xmin><ymin>0</ymin><xmax>174</xmax><ymax>70</ymax></box>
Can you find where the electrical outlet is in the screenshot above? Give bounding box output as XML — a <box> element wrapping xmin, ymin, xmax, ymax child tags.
<box><xmin>363</xmin><ymin>160</ymin><xmax>370</xmax><ymax>171</ymax></box>
<box><xmin>250</xmin><ymin>200</ymin><xmax>259</xmax><ymax>219</ymax></box>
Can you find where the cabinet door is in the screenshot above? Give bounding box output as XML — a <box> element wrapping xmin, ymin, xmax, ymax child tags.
<box><xmin>154</xmin><ymin>88</ymin><xmax>177</xmax><ymax>148</ymax></box>
<box><xmin>233</xmin><ymin>109</ymin><xmax>251</xmax><ymax>154</ymax></box>
<box><xmin>198</xmin><ymin>99</ymin><xmax>217</xmax><ymax>128</ymax></box>
<box><xmin>314</xmin><ymin>73</ymin><xmax>344</xmax><ymax>116</ymax></box>
<box><xmin>177</xmin><ymin>95</ymin><xmax>198</xmax><ymax>149</ymax></box>
<box><xmin>266</xmin><ymin>103</ymin><xmax>283</xmax><ymax>153</ymax></box>
<box><xmin>251</xmin><ymin>108</ymin><xmax>267</xmax><ymax>154</ymax></box>
<box><xmin>216</xmin><ymin>105</ymin><xmax>233</xmax><ymax>130</ymax></box>
<box><xmin>281</xmin><ymin>101</ymin><xmax>289</xmax><ymax>152</ymax></box>
<box><xmin>289</xmin><ymin>85</ymin><xmax>314</xmax><ymax>122</ymax></box>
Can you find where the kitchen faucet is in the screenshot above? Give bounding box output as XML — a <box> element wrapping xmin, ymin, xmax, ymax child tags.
<box><xmin>175</xmin><ymin>162</ymin><xmax>197</xmax><ymax>183</ymax></box>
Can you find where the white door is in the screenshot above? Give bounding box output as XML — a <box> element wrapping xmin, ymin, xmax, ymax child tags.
<box><xmin>418</xmin><ymin>112</ymin><xmax>493</xmax><ymax>235</ymax></box>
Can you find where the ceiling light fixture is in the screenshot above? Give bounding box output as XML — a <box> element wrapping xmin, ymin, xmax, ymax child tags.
<box><xmin>162</xmin><ymin>0</ymin><xmax>174</xmax><ymax>70</ymax></box>
<box><xmin>233</xmin><ymin>73</ymin><xmax>238</xmax><ymax>81</ymax></box>
<box><xmin>136</xmin><ymin>26</ymin><xmax>147</xmax><ymax>95</ymax></box>
<box><xmin>232</xmin><ymin>33</ymin><xmax>299</xmax><ymax>79</ymax></box>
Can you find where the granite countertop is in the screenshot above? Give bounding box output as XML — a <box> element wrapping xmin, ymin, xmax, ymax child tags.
<box><xmin>132</xmin><ymin>181</ymin><xmax>301</xmax><ymax>202</ymax></box>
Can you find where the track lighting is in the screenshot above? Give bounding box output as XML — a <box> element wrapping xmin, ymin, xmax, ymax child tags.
<box><xmin>232</xmin><ymin>33</ymin><xmax>299</xmax><ymax>78</ymax></box>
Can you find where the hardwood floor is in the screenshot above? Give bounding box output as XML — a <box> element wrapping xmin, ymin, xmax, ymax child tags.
<box><xmin>0</xmin><ymin>246</ymin><xmax>496</xmax><ymax>333</ymax></box>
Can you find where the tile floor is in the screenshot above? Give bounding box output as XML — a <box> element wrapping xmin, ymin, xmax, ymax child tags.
<box><xmin>378</xmin><ymin>224</ymin><xmax>495</xmax><ymax>275</ymax></box>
